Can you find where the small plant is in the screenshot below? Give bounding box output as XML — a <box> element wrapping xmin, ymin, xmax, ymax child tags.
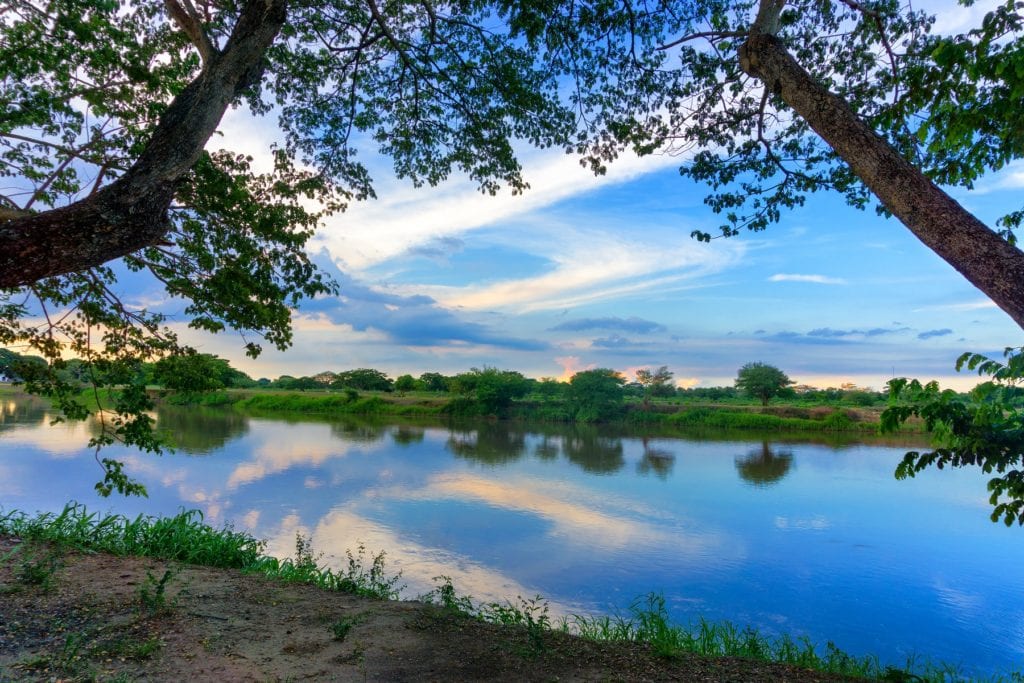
<box><xmin>137</xmin><ymin>568</ymin><xmax>176</xmax><ymax>613</ymax></box>
<box><xmin>330</xmin><ymin>615</ymin><xmax>360</xmax><ymax>641</ymax></box>
<box><xmin>11</xmin><ymin>543</ymin><xmax>63</xmax><ymax>591</ymax></box>
<box><xmin>337</xmin><ymin>543</ymin><xmax>405</xmax><ymax>600</ymax></box>
<box><xmin>480</xmin><ymin>595</ymin><xmax>551</xmax><ymax>656</ymax></box>
<box><xmin>423</xmin><ymin>575</ymin><xmax>474</xmax><ymax>614</ymax></box>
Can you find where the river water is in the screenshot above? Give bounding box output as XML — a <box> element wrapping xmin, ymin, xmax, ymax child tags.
<box><xmin>1</xmin><ymin>395</ymin><xmax>1021</xmax><ymax>676</ymax></box>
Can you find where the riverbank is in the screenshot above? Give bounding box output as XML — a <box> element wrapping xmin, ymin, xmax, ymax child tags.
<box><xmin>159</xmin><ymin>387</ymin><xmax>919</xmax><ymax>434</ymax></box>
<box><xmin>0</xmin><ymin>505</ymin><xmax>941</xmax><ymax>682</ymax></box>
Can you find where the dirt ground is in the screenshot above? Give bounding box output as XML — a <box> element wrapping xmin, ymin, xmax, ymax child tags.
<box><xmin>0</xmin><ymin>537</ymin><xmax>860</xmax><ymax>682</ymax></box>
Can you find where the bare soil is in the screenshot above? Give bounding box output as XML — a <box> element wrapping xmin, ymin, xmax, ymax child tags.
<box><xmin>0</xmin><ymin>537</ymin><xmax>862</xmax><ymax>682</ymax></box>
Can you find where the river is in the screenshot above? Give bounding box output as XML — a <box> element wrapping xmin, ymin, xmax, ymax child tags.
<box><xmin>1</xmin><ymin>395</ymin><xmax>1021</xmax><ymax>676</ymax></box>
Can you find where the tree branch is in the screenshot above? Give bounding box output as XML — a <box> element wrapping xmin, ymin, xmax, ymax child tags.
<box><xmin>164</xmin><ymin>0</ymin><xmax>218</xmax><ymax>63</ymax></box>
<box><xmin>0</xmin><ymin>0</ymin><xmax>288</xmax><ymax>289</ymax></box>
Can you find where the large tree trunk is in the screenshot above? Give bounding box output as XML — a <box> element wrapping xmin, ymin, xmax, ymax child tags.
<box><xmin>739</xmin><ymin>3</ymin><xmax>1024</xmax><ymax>330</ymax></box>
<box><xmin>0</xmin><ymin>0</ymin><xmax>287</xmax><ymax>289</ymax></box>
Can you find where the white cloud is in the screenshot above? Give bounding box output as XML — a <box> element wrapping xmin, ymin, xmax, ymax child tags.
<box><xmin>768</xmin><ymin>273</ymin><xmax>848</xmax><ymax>285</ymax></box>
<box><xmin>385</xmin><ymin>223</ymin><xmax>743</xmax><ymax>313</ymax></box>
<box><xmin>914</xmin><ymin>299</ymin><xmax>998</xmax><ymax>312</ymax></box>
<box><xmin>310</xmin><ymin>147</ymin><xmax>680</xmax><ymax>273</ymax></box>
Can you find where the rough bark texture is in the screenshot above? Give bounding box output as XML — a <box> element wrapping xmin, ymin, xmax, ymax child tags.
<box><xmin>0</xmin><ymin>0</ymin><xmax>287</xmax><ymax>289</ymax></box>
<box><xmin>739</xmin><ymin>24</ymin><xmax>1024</xmax><ymax>330</ymax></box>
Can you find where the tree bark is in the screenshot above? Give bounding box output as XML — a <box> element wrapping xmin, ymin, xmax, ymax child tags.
<box><xmin>0</xmin><ymin>0</ymin><xmax>287</xmax><ymax>289</ymax></box>
<box><xmin>739</xmin><ymin>12</ymin><xmax>1024</xmax><ymax>330</ymax></box>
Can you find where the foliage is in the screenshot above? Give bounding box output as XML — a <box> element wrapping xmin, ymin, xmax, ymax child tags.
<box><xmin>418</xmin><ymin>372</ymin><xmax>450</xmax><ymax>392</ymax></box>
<box><xmin>882</xmin><ymin>347</ymin><xmax>1024</xmax><ymax>526</ymax></box>
<box><xmin>449</xmin><ymin>367</ymin><xmax>530</xmax><ymax>416</ymax></box>
<box><xmin>635</xmin><ymin>366</ymin><xmax>676</xmax><ymax>399</ymax></box>
<box><xmin>394</xmin><ymin>374</ymin><xmax>416</xmax><ymax>392</ymax></box>
<box><xmin>331</xmin><ymin>368</ymin><xmax>394</xmax><ymax>392</ymax></box>
<box><xmin>153</xmin><ymin>351</ymin><xmax>227</xmax><ymax>393</ymax></box>
<box><xmin>568</xmin><ymin>369</ymin><xmax>626</xmax><ymax>422</ymax></box>
<box><xmin>735</xmin><ymin>363</ymin><xmax>795</xmax><ymax>407</ymax></box>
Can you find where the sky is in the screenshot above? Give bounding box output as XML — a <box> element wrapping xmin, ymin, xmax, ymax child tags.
<box><xmin>130</xmin><ymin>0</ymin><xmax>1024</xmax><ymax>391</ymax></box>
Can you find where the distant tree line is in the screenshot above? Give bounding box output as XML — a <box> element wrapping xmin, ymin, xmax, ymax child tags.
<box><xmin>1</xmin><ymin>348</ymin><xmax>902</xmax><ymax>414</ymax></box>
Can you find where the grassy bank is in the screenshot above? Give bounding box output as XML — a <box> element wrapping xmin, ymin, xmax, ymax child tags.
<box><xmin>158</xmin><ymin>387</ymin><xmax>914</xmax><ymax>434</ymax></box>
<box><xmin>0</xmin><ymin>503</ymin><xmax>997</xmax><ymax>682</ymax></box>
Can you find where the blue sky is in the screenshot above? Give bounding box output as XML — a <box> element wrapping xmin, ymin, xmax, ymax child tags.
<box><xmin>142</xmin><ymin>1</ymin><xmax>1024</xmax><ymax>390</ymax></box>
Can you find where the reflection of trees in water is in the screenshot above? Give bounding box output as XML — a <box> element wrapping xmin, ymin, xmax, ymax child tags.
<box><xmin>391</xmin><ymin>425</ymin><xmax>425</xmax><ymax>446</ymax></box>
<box><xmin>447</xmin><ymin>422</ymin><xmax>528</xmax><ymax>464</ymax></box>
<box><xmin>156</xmin><ymin>405</ymin><xmax>249</xmax><ymax>455</ymax></box>
<box><xmin>535</xmin><ymin>435</ymin><xmax>559</xmax><ymax>460</ymax></box>
<box><xmin>636</xmin><ymin>437</ymin><xmax>675</xmax><ymax>479</ymax></box>
<box><xmin>735</xmin><ymin>441</ymin><xmax>794</xmax><ymax>486</ymax></box>
<box><xmin>562</xmin><ymin>425</ymin><xmax>624</xmax><ymax>474</ymax></box>
<box><xmin>0</xmin><ymin>395</ymin><xmax>49</xmax><ymax>432</ymax></box>
<box><xmin>329</xmin><ymin>417</ymin><xmax>387</xmax><ymax>444</ymax></box>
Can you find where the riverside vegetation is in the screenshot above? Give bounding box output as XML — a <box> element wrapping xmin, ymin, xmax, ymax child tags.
<box><xmin>0</xmin><ymin>503</ymin><xmax>1001</xmax><ymax>682</ymax></box>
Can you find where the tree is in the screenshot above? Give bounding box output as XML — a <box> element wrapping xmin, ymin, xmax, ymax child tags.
<box><xmin>449</xmin><ymin>367</ymin><xmax>530</xmax><ymax>416</ymax></box>
<box><xmin>568</xmin><ymin>369</ymin><xmax>626</xmax><ymax>422</ymax></box>
<box><xmin>394</xmin><ymin>374</ymin><xmax>416</xmax><ymax>393</ymax></box>
<box><xmin>153</xmin><ymin>352</ymin><xmax>227</xmax><ymax>393</ymax></box>
<box><xmin>735</xmin><ymin>362</ymin><xmax>794</xmax><ymax>407</ymax></box>
<box><xmin>883</xmin><ymin>348</ymin><xmax>1024</xmax><ymax>526</ymax></box>
<box><xmin>6</xmin><ymin>0</ymin><xmax>1024</xmax><ymax>492</ymax></box>
<box><xmin>418</xmin><ymin>373</ymin><xmax>450</xmax><ymax>393</ymax></box>
<box><xmin>635</xmin><ymin>366</ymin><xmax>676</xmax><ymax>399</ymax></box>
<box><xmin>331</xmin><ymin>368</ymin><xmax>393</xmax><ymax>392</ymax></box>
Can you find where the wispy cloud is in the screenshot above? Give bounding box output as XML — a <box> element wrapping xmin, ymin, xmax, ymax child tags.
<box><xmin>311</xmin><ymin>147</ymin><xmax>680</xmax><ymax>273</ymax></box>
<box><xmin>918</xmin><ymin>328</ymin><xmax>954</xmax><ymax>340</ymax></box>
<box><xmin>915</xmin><ymin>299</ymin><xmax>998</xmax><ymax>312</ymax></box>
<box><xmin>404</xmin><ymin>226</ymin><xmax>742</xmax><ymax>313</ymax></box>
<box><xmin>768</xmin><ymin>273</ymin><xmax>848</xmax><ymax>285</ymax></box>
<box><xmin>807</xmin><ymin>327</ymin><xmax>909</xmax><ymax>338</ymax></box>
<box><xmin>550</xmin><ymin>316</ymin><xmax>666</xmax><ymax>334</ymax></box>
<box><xmin>591</xmin><ymin>335</ymin><xmax>639</xmax><ymax>349</ymax></box>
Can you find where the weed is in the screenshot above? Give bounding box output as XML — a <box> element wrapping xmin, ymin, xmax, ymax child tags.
<box><xmin>137</xmin><ymin>568</ymin><xmax>176</xmax><ymax>613</ymax></box>
<box><xmin>337</xmin><ymin>543</ymin><xmax>405</xmax><ymax>600</ymax></box>
<box><xmin>330</xmin><ymin>615</ymin><xmax>361</xmax><ymax>641</ymax></box>
<box><xmin>8</xmin><ymin>543</ymin><xmax>63</xmax><ymax>591</ymax></box>
<box><xmin>421</xmin><ymin>575</ymin><xmax>475</xmax><ymax>614</ymax></box>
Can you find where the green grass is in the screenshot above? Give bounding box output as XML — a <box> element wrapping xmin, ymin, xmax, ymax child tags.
<box><xmin>2</xmin><ymin>504</ymin><xmax>1009</xmax><ymax>681</ymax></box>
<box><xmin>0</xmin><ymin>503</ymin><xmax>403</xmax><ymax>601</ymax></box>
<box><xmin>233</xmin><ymin>392</ymin><xmax>443</xmax><ymax>417</ymax></box>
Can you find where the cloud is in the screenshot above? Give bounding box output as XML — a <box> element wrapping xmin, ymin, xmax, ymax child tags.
<box><xmin>408</xmin><ymin>225</ymin><xmax>741</xmax><ymax>313</ymax></box>
<box><xmin>591</xmin><ymin>335</ymin><xmax>636</xmax><ymax>349</ymax></box>
<box><xmin>918</xmin><ymin>328</ymin><xmax>954</xmax><ymax>340</ymax></box>
<box><xmin>807</xmin><ymin>327</ymin><xmax>909</xmax><ymax>338</ymax></box>
<box><xmin>768</xmin><ymin>273</ymin><xmax>848</xmax><ymax>285</ymax></box>
<box><xmin>309</xmin><ymin>146</ymin><xmax>681</xmax><ymax>272</ymax></box>
<box><xmin>915</xmin><ymin>299</ymin><xmax>998</xmax><ymax>312</ymax></box>
<box><xmin>404</xmin><ymin>236</ymin><xmax>466</xmax><ymax>262</ymax></box>
<box><xmin>299</xmin><ymin>257</ymin><xmax>548</xmax><ymax>351</ymax></box>
<box><xmin>550</xmin><ymin>316</ymin><xmax>667</xmax><ymax>334</ymax></box>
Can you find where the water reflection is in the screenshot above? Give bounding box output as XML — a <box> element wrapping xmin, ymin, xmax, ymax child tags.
<box><xmin>0</xmin><ymin>395</ymin><xmax>49</xmax><ymax>431</ymax></box>
<box><xmin>637</xmin><ymin>437</ymin><xmax>676</xmax><ymax>480</ymax></box>
<box><xmin>391</xmin><ymin>425</ymin><xmax>425</xmax><ymax>446</ymax></box>
<box><xmin>156</xmin><ymin>405</ymin><xmax>249</xmax><ymax>455</ymax></box>
<box><xmin>329</xmin><ymin>417</ymin><xmax>388</xmax><ymax>443</ymax></box>
<box><xmin>563</xmin><ymin>426</ymin><xmax>624</xmax><ymax>474</ymax></box>
<box><xmin>735</xmin><ymin>441</ymin><xmax>794</xmax><ymax>487</ymax></box>
<box><xmin>447</xmin><ymin>422</ymin><xmax>528</xmax><ymax>464</ymax></box>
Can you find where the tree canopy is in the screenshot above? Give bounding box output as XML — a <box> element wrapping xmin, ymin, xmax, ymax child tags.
<box><xmin>735</xmin><ymin>362</ymin><xmax>794</xmax><ymax>406</ymax></box>
<box><xmin>3</xmin><ymin>0</ymin><xmax>1024</xmax><ymax>491</ymax></box>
